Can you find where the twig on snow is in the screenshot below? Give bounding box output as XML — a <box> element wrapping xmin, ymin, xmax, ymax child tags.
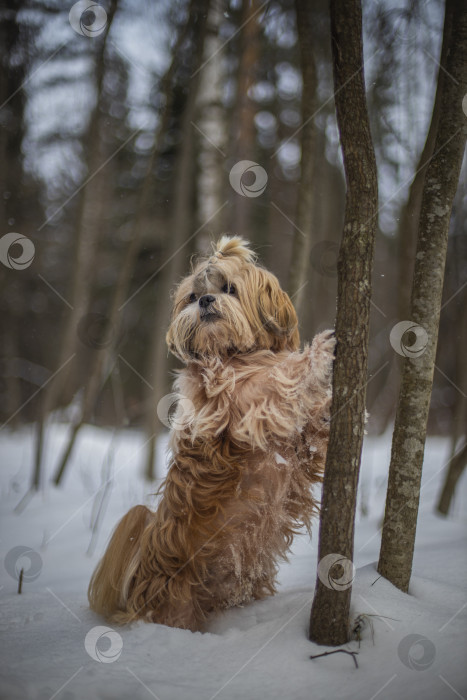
<box><xmin>309</xmin><ymin>649</ymin><xmax>359</xmax><ymax>669</ymax></box>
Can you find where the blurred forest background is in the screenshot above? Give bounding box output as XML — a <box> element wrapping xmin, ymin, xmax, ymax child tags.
<box><xmin>0</xmin><ymin>0</ymin><xmax>465</xmax><ymax>481</ymax></box>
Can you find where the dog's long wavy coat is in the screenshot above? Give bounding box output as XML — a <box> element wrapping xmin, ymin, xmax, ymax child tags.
<box><xmin>88</xmin><ymin>236</ymin><xmax>334</xmax><ymax>631</ymax></box>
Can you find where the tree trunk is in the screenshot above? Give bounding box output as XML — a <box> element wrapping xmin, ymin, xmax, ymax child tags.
<box><xmin>396</xmin><ymin>1</ymin><xmax>452</xmax><ymax>320</ymax></box>
<box><xmin>450</xmin><ymin>288</ymin><xmax>467</xmax><ymax>450</ymax></box>
<box><xmin>378</xmin><ymin>0</ymin><xmax>467</xmax><ymax>592</ymax></box>
<box><xmin>230</xmin><ymin>0</ymin><xmax>261</xmax><ymax>239</ymax></box>
<box><xmin>33</xmin><ymin>0</ymin><xmax>118</xmax><ymax>489</ymax></box>
<box><xmin>288</xmin><ymin>0</ymin><xmax>318</xmax><ymax>318</ymax></box>
<box><xmin>437</xmin><ymin>442</ymin><xmax>467</xmax><ymax>516</ymax></box>
<box><xmin>0</xmin><ymin>4</ymin><xmax>27</xmax><ymax>428</ymax></box>
<box><xmin>437</xmin><ymin>288</ymin><xmax>467</xmax><ymax>514</ymax></box>
<box><xmin>309</xmin><ymin>0</ymin><xmax>378</xmax><ymax>646</ymax></box>
<box><xmin>143</xmin><ymin>0</ymin><xmax>211</xmax><ymax>481</ymax></box>
<box><xmin>195</xmin><ymin>1</ymin><xmax>227</xmax><ymax>240</ymax></box>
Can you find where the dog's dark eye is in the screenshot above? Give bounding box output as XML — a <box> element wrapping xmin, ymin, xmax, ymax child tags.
<box><xmin>222</xmin><ymin>283</ymin><xmax>236</xmax><ymax>295</ymax></box>
<box><xmin>188</xmin><ymin>293</ymin><xmax>197</xmax><ymax>304</ymax></box>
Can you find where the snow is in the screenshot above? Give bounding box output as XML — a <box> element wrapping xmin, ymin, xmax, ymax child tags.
<box><xmin>1</xmin><ymin>425</ymin><xmax>466</xmax><ymax>700</ymax></box>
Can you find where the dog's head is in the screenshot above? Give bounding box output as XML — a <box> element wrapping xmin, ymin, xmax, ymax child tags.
<box><xmin>166</xmin><ymin>236</ymin><xmax>299</xmax><ymax>363</ymax></box>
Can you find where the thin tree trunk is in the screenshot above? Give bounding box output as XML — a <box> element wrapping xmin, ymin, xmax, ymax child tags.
<box><xmin>396</xmin><ymin>1</ymin><xmax>452</xmax><ymax>320</ymax></box>
<box><xmin>33</xmin><ymin>0</ymin><xmax>118</xmax><ymax>489</ymax></box>
<box><xmin>143</xmin><ymin>0</ymin><xmax>211</xmax><ymax>481</ymax></box>
<box><xmin>436</xmin><ymin>289</ymin><xmax>467</xmax><ymax>514</ymax></box>
<box><xmin>309</xmin><ymin>0</ymin><xmax>378</xmax><ymax>646</ymax></box>
<box><xmin>437</xmin><ymin>442</ymin><xmax>467</xmax><ymax>516</ymax></box>
<box><xmin>230</xmin><ymin>0</ymin><xmax>260</xmax><ymax>238</ymax></box>
<box><xmin>0</xmin><ymin>6</ymin><xmax>28</xmax><ymax>428</ymax></box>
<box><xmin>378</xmin><ymin>0</ymin><xmax>467</xmax><ymax>592</ymax></box>
<box><xmin>450</xmin><ymin>289</ymin><xmax>467</xmax><ymax>449</ymax></box>
<box><xmin>288</xmin><ymin>0</ymin><xmax>318</xmax><ymax>318</ymax></box>
<box><xmin>195</xmin><ymin>1</ymin><xmax>227</xmax><ymax>238</ymax></box>
<box><xmin>304</xmin><ymin>129</ymin><xmax>343</xmax><ymax>336</ymax></box>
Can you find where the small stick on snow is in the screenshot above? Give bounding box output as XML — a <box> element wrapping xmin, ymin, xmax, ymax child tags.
<box><xmin>310</xmin><ymin>649</ymin><xmax>359</xmax><ymax>668</ymax></box>
<box><xmin>14</xmin><ymin>487</ymin><xmax>35</xmax><ymax>514</ymax></box>
<box><xmin>17</xmin><ymin>568</ymin><xmax>23</xmax><ymax>594</ymax></box>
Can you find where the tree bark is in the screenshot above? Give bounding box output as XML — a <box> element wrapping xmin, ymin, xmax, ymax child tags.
<box><xmin>378</xmin><ymin>0</ymin><xmax>467</xmax><ymax>592</ymax></box>
<box><xmin>396</xmin><ymin>1</ymin><xmax>452</xmax><ymax>320</ymax></box>
<box><xmin>288</xmin><ymin>0</ymin><xmax>318</xmax><ymax>318</ymax></box>
<box><xmin>309</xmin><ymin>0</ymin><xmax>378</xmax><ymax>646</ymax></box>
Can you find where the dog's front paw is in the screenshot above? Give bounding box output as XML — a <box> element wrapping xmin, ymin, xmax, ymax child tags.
<box><xmin>310</xmin><ymin>330</ymin><xmax>335</xmax><ymax>385</ymax></box>
<box><xmin>312</xmin><ymin>329</ymin><xmax>335</xmax><ymax>357</ymax></box>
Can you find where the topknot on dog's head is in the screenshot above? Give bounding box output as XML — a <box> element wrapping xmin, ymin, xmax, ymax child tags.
<box><xmin>211</xmin><ymin>235</ymin><xmax>257</xmax><ymax>264</ymax></box>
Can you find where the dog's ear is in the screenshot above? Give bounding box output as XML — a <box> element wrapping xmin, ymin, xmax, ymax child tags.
<box><xmin>255</xmin><ymin>270</ymin><xmax>300</xmax><ymax>352</ymax></box>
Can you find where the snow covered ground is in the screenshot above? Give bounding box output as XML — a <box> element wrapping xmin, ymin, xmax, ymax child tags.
<box><xmin>0</xmin><ymin>424</ymin><xmax>466</xmax><ymax>700</ymax></box>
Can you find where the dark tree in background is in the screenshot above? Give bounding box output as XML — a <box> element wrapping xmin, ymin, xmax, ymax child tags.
<box><xmin>142</xmin><ymin>0</ymin><xmax>211</xmax><ymax>480</ymax></box>
<box><xmin>287</xmin><ymin>0</ymin><xmax>318</xmax><ymax>317</ymax></box>
<box><xmin>437</xmin><ymin>442</ymin><xmax>467</xmax><ymax>515</ymax></box>
<box><xmin>229</xmin><ymin>0</ymin><xmax>262</xmax><ymax>238</ymax></box>
<box><xmin>0</xmin><ymin>3</ymin><xmax>41</xmax><ymax>428</ymax></box>
<box><xmin>309</xmin><ymin>0</ymin><xmax>378</xmax><ymax>646</ymax></box>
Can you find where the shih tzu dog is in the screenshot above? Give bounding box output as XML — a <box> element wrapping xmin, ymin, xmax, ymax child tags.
<box><xmin>88</xmin><ymin>236</ymin><xmax>334</xmax><ymax>631</ymax></box>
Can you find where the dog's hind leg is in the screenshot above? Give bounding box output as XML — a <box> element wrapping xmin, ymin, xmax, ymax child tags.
<box><xmin>88</xmin><ymin>505</ymin><xmax>152</xmax><ymax>622</ymax></box>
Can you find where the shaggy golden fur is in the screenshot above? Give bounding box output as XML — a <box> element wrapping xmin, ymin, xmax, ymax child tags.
<box><xmin>88</xmin><ymin>236</ymin><xmax>334</xmax><ymax>631</ymax></box>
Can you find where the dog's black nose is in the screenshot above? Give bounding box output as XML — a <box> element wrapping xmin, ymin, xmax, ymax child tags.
<box><xmin>199</xmin><ymin>294</ymin><xmax>215</xmax><ymax>308</ymax></box>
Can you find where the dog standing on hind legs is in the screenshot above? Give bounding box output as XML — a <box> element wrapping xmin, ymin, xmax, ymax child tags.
<box><xmin>88</xmin><ymin>236</ymin><xmax>334</xmax><ymax>631</ymax></box>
